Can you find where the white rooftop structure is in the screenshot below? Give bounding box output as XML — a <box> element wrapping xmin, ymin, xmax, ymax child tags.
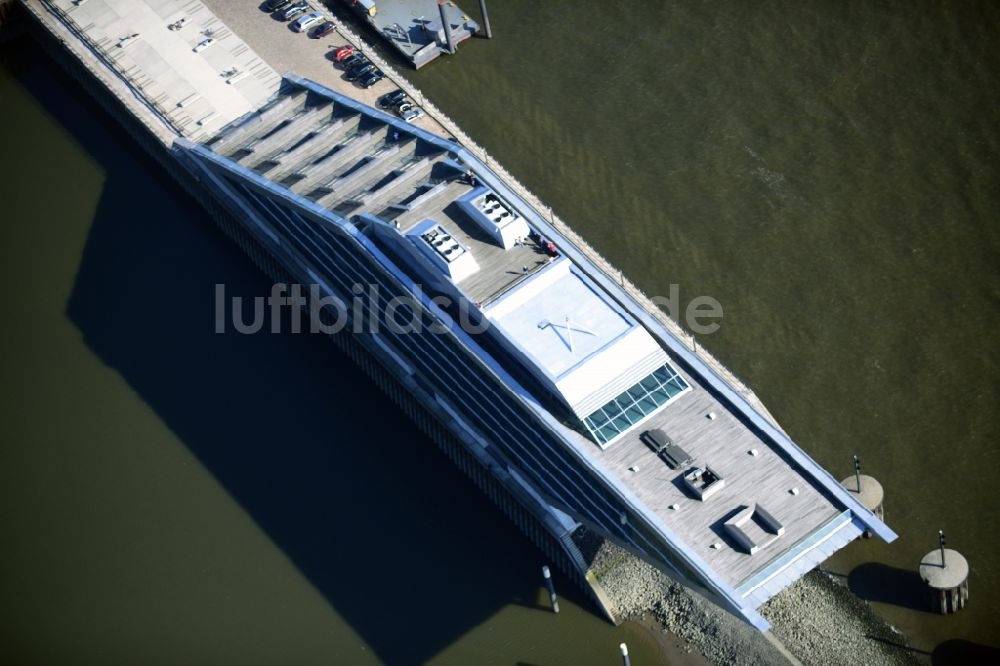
<box><xmin>483</xmin><ymin>258</ymin><xmax>677</xmax><ymax>439</ymax></box>
<box><xmin>456</xmin><ymin>186</ymin><xmax>531</xmax><ymax>250</ymax></box>
<box><xmin>407</xmin><ymin>219</ymin><xmax>480</xmax><ymax>284</ymax></box>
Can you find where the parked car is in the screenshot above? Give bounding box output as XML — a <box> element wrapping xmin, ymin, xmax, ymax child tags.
<box><xmin>291</xmin><ymin>11</ymin><xmax>324</xmax><ymax>32</ymax></box>
<box><xmin>279</xmin><ymin>1</ymin><xmax>310</xmax><ymax>21</ymax></box>
<box><xmin>311</xmin><ymin>21</ymin><xmax>336</xmax><ymax>38</ymax></box>
<box><xmin>332</xmin><ymin>45</ymin><xmax>355</xmax><ymax>61</ymax></box>
<box><xmin>378</xmin><ymin>88</ymin><xmax>407</xmax><ymax>109</ymax></box>
<box><xmin>396</xmin><ymin>102</ymin><xmax>424</xmax><ymax>123</ymax></box>
<box><xmin>339</xmin><ymin>53</ymin><xmax>366</xmax><ymax>70</ymax></box>
<box><xmin>359</xmin><ymin>70</ymin><xmax>385</xmax><ymax>88</ymax></box>
<box><xmin>345</xmin><ymin>62</ymin><xmax>375</xmax><ymax>82</ymax></box>
<box><xmin>265</xmin><ymin>0</ymin><xmax>291</xmax><ymax>11</ymax></box>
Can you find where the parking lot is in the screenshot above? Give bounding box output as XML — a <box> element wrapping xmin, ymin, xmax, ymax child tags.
<box><xmin>201</xmin><ymin>1</ymin><xmax>445</xmax><ymax>135</ymax></box>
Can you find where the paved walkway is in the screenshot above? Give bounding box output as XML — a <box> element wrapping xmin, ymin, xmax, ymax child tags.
<box><xmin>40</xmin><ymin>0</ymin><xmax>280</xmax><ymax>140</ymax></box>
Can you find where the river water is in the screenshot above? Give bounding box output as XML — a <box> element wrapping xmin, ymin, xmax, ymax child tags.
<box><xmin>2</xmin><ymin>0</ymin><xmax>999</xmax><ymax>662</ymax></box>
<box><xmin>398</xmin><ymin>0</ymin><xmax>1000</xmax><ymax>659</ymax></box>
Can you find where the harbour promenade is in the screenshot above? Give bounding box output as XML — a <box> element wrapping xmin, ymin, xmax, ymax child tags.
<box><xmin>21</xmin><ymin>0</ymin><xmax>281</xmax><ymax>142</ymax></box>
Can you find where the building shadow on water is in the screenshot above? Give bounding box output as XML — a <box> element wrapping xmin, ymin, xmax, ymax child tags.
<box><xmin>12</xmin><ymin>36</ymin><xmax>593</xmax><ymax>665</ymax></box>
<box><xmin>847</xmin><ymin>562</ymin><xmax>928</xmax><ymax>613</ymax></box>
<box><xmin>932</xmin><ymin>639</ymin><xmax>1000</xmax><ymax>665</ymax></box>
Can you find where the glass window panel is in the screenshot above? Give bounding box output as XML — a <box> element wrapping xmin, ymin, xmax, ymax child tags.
<box><xmin>640</xmin><ymin>375</ymin><xmax>660</xmax><ymax>391</ymax></box>
<box><xmin>601</xmin><ymin>400</ymin><xmax>619</xmax><ymax>415</ymax></box>
<box><xmin>626</xmin><ymin>385</ymin><xmax>646</xmax><ymax>402</ymax></box>
<box><xmin>598</xmin><ymin>423</ymin><xmax>619</xmax><ymax>443</ymax></box>
<box><xmin>612</xmin><ymin>414</ymin><xmax>632</xmax><ymax>431</ymax></box>
<box><xmin>589</xmin><ymin>410</ymin><xmax>609</xmax><ymax>427</ymax></box>
<box><xmin>649</xmin><ymin>387</ymin><xmax>670</xmax><ymax>407</ymax></box>
<box><xmin>637</xmin><ymin>395</ymin><xmax>658</xmax><ymax>412</ymax></box>
<box><xmin>603</xmin><ymin>401</ymin><xmax>623</xmax><ymax>417</ymax></box>
<box><xmin>624</xmin><ymin>404</ymin><xmax>645</xmax><ymax>422</ymax></box>
<box><xmin>665</xmin><ymin>377</ymin><xmax>687</xmax><ymax>396</ymax></box>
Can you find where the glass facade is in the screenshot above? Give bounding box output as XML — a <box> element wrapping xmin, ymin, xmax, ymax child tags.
<box><xmin>583</xmin><ymin>365</ymin><xmax>690</xmax><ymax>445</ymax></box>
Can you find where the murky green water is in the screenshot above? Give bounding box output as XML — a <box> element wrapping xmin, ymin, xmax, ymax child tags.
<box><xmin>397</xmin><ymin>0</ymin><xmax>1000</xmax><ymax>658</ymax></box>
<box><xmin>3</xmin><ymin>0</ymin><xmax>1000</xmax><ymax>662</ymax></box>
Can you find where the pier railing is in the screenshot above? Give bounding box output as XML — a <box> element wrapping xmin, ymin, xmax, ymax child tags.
<box><xmin>322</xmin><ymin>12</ymin><xmax>780</xmax><ymax>427</ymax></box>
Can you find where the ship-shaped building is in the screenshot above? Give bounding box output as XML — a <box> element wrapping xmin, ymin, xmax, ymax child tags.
<box><xmin>173</xmin><ymin>75</ymin><xmax>896</xmax><ymax>630</ymax></box>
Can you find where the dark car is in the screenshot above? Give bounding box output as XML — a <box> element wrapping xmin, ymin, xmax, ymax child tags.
<box><xmin>279</xmin><ymin>1</ymin><xmax>310</xmax><ymax>21</ymax></box>
<box><xmin>311</xmin><ymin>20</ymin><xmax>336</xmax><ymax>38</ymax></box>
<box><xmin>344</xmin><ymin>58</ymin><xmax>371</xmax><ymax>73</ymax></box>
<box><xmin>344</xmin><ymin>62</ymin><xmax>375</xmax><ymax>82</ymax></box>
<box><xmin>359</xmin><ymin>70</ymin><xmax>385</xmax><ymax>89</ymax></box>
<box><xmin>378</xmin><ymin>88</ymin><xmax>406</xmax><ymax>109</ymax></box>
<box><xmin>339</xmin><ymin>53</ymin><xmax>366</xmax><ymax>70</ymax></box>
<box><xmin>265</xmin><ymin>0</ymin><xmax>291</xmax><ymax>11</ymax></box>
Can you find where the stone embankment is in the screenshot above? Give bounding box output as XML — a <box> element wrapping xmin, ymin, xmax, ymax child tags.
<box><xmin>584</xmin><ymin>533</ymin><xmax>921</xmax><ymax>666</ymax></box>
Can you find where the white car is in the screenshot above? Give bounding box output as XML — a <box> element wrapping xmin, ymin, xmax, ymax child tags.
<box><xmin>396</xmin><ymin>102</ymin><xmax>424</xmax><ymax>123</ymax></box>
<box><xmin>292</xmin><ymin>11</ymin><xmax>324</xmax><ymax>32</ymax></box>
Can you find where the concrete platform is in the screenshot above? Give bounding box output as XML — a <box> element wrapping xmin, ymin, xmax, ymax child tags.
<box><xmin>337</xmin><ymin>0</ymin><xmax>479</xmax><ymax>68</ymax></box>
<box><xmin>919</xmin><ymin>548</ymin><xmax>969</xmax><ymax>589</ymax></box>
<box><xmin>41</xmin><ymin>0</ymin><xmax>281</xmax><ymax>140</ymax></box>
<box><xmin>839</xmin><ymin>474</ymin><xmax>884</xmax><ymax>513</ymax></box>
